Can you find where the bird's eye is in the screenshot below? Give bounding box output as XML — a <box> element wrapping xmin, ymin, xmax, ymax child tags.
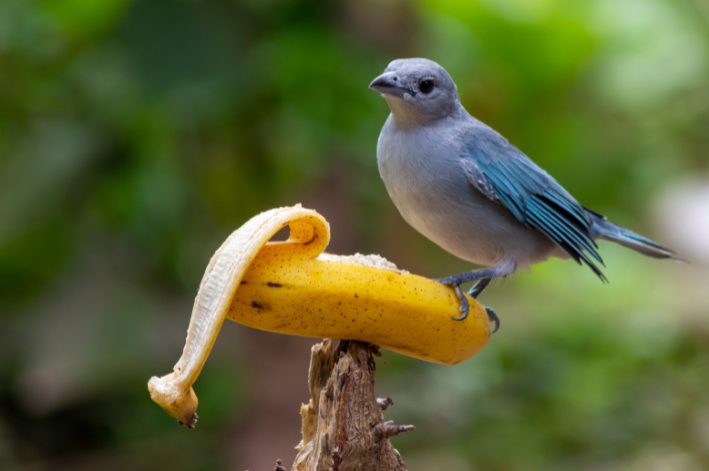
<box><xmin>419</xmin><ymin>79</ymin><xmax>434</xmax><ymax>94</ymax></box>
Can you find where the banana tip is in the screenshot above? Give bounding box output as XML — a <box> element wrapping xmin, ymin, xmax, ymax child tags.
<box><xmin>148</xmin><ymin>376</ymin><xmax>199</xmax><ymax>428</ymax></box>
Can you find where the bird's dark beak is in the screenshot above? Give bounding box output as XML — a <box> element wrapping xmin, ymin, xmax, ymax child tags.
<box><xmin>369</xmin><ymin>72</ymin><xmax>414</xmax><ymax>97</ymax></box>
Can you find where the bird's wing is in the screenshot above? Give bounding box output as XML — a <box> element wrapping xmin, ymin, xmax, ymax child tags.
<box><xmin>460</xmin><ymin>125</ymin><xmax>606</xmax><ymax>280</ymax></box>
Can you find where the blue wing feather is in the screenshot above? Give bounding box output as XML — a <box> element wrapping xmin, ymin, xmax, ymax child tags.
<box><xmin>461</xmin><ymin>125</ymin><xmax>606</xmax><ymax>281</ymax></box>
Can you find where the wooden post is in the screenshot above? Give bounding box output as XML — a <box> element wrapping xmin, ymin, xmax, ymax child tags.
<box><xmin>290</xmin><ymin>340</ymin><xmax>413</xmax><ymax>470</ymax></box>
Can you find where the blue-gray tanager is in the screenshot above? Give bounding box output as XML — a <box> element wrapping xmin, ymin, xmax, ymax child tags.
<box><xmin>370</xmin><ymin>58</ymin><xmax>681</xmax><ymax>327</ymax></box>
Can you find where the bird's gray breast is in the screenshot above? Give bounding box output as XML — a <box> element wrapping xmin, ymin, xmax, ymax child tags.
<box><xmin>376</xmin><ymin>116</ymin><xmax>556</xmax><ymax>268</ymax></box>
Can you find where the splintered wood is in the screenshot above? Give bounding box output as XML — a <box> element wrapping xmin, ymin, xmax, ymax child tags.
<box><xmin>292</xmin><ymin>340</ymin><xmax>413</xmax><ymax>471</ymax></box>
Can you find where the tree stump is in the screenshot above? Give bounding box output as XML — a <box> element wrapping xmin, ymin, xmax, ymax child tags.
<box><xmin>291</xmin><ymin>340</ymin><xmax>413</xmax><ymax>470</ymax></box>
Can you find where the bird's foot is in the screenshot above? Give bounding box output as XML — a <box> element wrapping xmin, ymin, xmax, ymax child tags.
<box><xmin>435</xmin><ymin>274</ymin><xmax>464</xmax><ymax>286</ymax></box>
<box><xmin>485</xmin><ymin>307</ymin><xmax>500</xmax><ymax>334</ymax></box>
<box><xmin>436</xmin><ymin>269</ymin><xmax>506</xmax><ymax>325</ymax></box>
<box><xmin>435</xmin><ymin>278</ymin><xmax>470</xmax><ymax>321</ymax></box>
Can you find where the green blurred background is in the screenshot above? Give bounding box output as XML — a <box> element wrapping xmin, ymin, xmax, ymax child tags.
<box><xmin>1</xmin><ymin>0</ymin><xmax>708</xmax><ymax>469</ymax></box>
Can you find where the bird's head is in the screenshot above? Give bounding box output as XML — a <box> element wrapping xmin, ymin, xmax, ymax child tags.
<box><xmin>369</xmin><ymin>58</ymin><xmax>460</xmax><ymax>127</ymax></box>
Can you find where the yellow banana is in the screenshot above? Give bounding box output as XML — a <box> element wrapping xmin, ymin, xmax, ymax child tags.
<box><xmin>148</xmin><ymin>205</ymin><xmax>490</xmax><ymax>427</ymax></box>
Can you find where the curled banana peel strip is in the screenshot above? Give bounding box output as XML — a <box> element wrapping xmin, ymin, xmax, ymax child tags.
<box><xmin>148</xmin><ymin>205</ymin><xmax>490</xmax><ymax>427</ymax></box>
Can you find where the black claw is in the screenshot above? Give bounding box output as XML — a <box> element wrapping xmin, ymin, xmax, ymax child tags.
<box><xmin>451</xmin><ymin>302</ymin><xmax>469</xmax><ymax>321</ymax></box>
<box><xmin>485</xmin><ymin>307</ymin><xmax>500</xmax><ymax>333</ymax></box>
<box><xmin>451</xmin><ymin>284</ymin><xmax>469</xmax><ymax>321</ymax></box>
<box><xmin>434</xmin><ymin>277</ymin><xmax>474</xmax><ymax>321</ymax></box>
<box><xmin>436</xmin><ymin>272</ymin><xmax>502</xmax><ymax>325</ymax></box>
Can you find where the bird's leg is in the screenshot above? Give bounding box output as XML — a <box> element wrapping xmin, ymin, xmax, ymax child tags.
<box><xmin>435</xmin><ymin>268</ymin><xmax>498</xmax><ymax>287</ymax></box>
<box><xmin>466</xmin><ymin>278</ymin><xmax>500</xmax><ymax>333</ymax></box>
<box><xmin>467</xmin><ymin>278</ymin><xmax>491</xmax><ymax>299</ymax></box>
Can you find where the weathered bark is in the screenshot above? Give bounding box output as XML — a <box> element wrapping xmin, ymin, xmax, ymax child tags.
<box><xmin>291</xmin><ymin>340</ymin><xmax>413</xmax><ymax>471</ymax></box>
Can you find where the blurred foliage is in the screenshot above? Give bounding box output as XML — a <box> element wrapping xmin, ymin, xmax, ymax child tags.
<box><xmin>0</xmin><ymin>0</ymin><xmax>708</xmax><ymax>470</ymax></box>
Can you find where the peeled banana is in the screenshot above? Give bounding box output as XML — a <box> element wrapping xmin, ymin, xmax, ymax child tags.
<box><xmin>148</xmin><ymin>205</ymin><xmax>490</xmax><ymax>427</ymax></box>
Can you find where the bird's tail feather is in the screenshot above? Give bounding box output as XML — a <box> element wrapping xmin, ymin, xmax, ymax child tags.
<box><xmin>588</xmin><ymin>213</ymin><xmax>685</xmax><ymax>261</ymax></box>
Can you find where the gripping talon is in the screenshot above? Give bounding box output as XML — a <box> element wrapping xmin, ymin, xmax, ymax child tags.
<box><xmin>450</xmin><ymin>284</ymin><xmax>469</xmax><ymax>321</ymax></box>
<box><xmin>435</xmin><ymin>278</ymin><xmax>472</xmax><ymax>321</ymax></box>
<box><xmin>485</xmin><ymin>307</ymin><xmax>500</xmax><ymax>334</ymax></box>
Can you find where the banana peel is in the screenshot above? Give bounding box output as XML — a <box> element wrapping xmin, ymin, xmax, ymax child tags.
<box><xmin>148</xmin><ymin>205</ymin><xmax>490</xmax><ymax>427</ymax></box>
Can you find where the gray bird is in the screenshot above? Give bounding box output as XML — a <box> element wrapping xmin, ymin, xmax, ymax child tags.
<box><xmin>369</xmin><ymin>58</ymin><xmax>682</xmax><ymax>329</ymax></box>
